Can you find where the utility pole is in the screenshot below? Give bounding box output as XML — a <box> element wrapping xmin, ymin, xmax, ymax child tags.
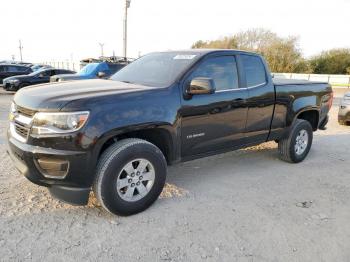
<box><xmin>123</xmin><ymin>0</ymin><xmax>131</xmax><ymax>60</ymax></box>
<box><xmin>99</xmin><ymin>43</ymin><xmax>105</xmax><ymax>57</ymax></box>
<box><xmin>19</xmin><ymin>40</ymin><xmax>23</xmax><ymax>62</ymax></box>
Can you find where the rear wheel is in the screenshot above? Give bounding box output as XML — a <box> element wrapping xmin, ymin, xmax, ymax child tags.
<box><xmin>278</xmin><ymin>119</ymin><xmax>313</xmax><ymax>163</ymax></box>
<box><xmin>93</xmin><ymin>138</ymin><xmax>167</xmax><ymax>216</ymax></box>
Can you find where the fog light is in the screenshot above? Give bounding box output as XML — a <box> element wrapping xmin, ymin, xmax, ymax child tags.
<box><xmin>35</xmin><ymin>157</ymin><xmax>69</xmax><ymax>179</ymax></box>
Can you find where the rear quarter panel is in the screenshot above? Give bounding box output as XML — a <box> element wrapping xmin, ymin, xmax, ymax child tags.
<box><xmin>270</xmin><ymin>83</ymin><xmax>332</xmax><ymax>138</ymax></box>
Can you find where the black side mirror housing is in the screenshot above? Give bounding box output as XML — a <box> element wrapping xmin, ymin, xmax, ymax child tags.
<box><xmin>187</xmin><ymin>77</ymin><xmax>216</xmax><ymax>95</ymax></box>
<box><xmin>97</xmin><ymin>71</ymin><xmax>106</xmax><ymax>78</ymax></box>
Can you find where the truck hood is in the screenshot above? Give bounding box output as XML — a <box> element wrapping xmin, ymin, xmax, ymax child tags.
<box><xmin>14</xmin><ymin>79</ymin><xmax>157</xmax><ymax>110</ymax></box>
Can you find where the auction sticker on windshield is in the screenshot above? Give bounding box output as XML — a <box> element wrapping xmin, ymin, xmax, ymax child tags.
<box><xmin>173</xmin><ymin>55</ymin><xmax>197</xmax><ymax>60</ymax></box>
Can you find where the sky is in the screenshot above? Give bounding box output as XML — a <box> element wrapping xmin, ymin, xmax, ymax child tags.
<box><xmin>1</xmin><ymin>0</ymin><xmax>349</xmax><ymax>63</ymax></box>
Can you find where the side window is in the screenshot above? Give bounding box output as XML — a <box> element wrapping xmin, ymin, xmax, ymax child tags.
<box><xmin>0</xmin><ymin>66</ymin><xmax>4</xmax><ymax>72</ymax></box>
<box><xmin>38</xmin><ymin>70</ymin><xmax>51</xmax><ymax>77</ymax></box>
<box><xmin>18</xmin><ymin>66</ymin><xmax>28</xmax><ymax>72</ymax></box>
<box><xmin>8</xmin><ymin>66</ymin><xmax>20</xmax><ymax>72</ymax></box>
<box><xmin>241</xmin><ymin>55</ymin><xmax>267</xmax><ymax>87</ymax></box>
<box><xmin>189</xmin><ymin>56</ymin><xmax>239</xmax><ymax>91</ymax></box>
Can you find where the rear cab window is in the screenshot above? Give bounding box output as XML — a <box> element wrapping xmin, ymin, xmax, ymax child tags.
<box><xmin>241</xmin><ymin>55</ymin><xmax>267</xmax><ymax>88</ymax></box>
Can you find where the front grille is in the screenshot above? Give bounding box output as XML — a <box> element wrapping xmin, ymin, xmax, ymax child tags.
<box><xmin>16</xmin><ymin>105</ymin><xmax>36</xmax><ymax>117</ymax></box>
<box><xmin>14</xmin><ymin>122</ymin><xmax>30</xmax><ymax>139</ymax></box>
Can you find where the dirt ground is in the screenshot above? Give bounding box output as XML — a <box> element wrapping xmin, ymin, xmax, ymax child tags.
<box><xmin>0</xmin><ymin>89</ymin><xmax>349</xmax><ymax>261</ymax></box>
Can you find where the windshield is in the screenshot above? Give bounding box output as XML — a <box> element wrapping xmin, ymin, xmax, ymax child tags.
<box><xmin>111</xmin><ymin>52</ymin><xmax>199</xmax><ymax>87</ymax></box>
<box><xmin>78</xmin><ymin>63</ymin><xmax>99</xmax><ymax>76</ymax></box>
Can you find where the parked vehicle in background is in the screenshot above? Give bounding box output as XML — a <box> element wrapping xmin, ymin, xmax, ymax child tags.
<box><xmin>50</xmin><ymin>62</ymin><xmax>124</xmax><ymax>82</ymax></box>
<box><xmin>338</xmin><ymin>92</ymin><xmax>350</xmax><ymax>125</ymax></box>
<box><xmin>31</xmin><ymin>64</ymin><xmax>53</xmax><ymax>72</ymax></box>
<box><xmin>18</xmin><ymin>62</ymin><xmax>33</xmax><ymax>67</ymax></box>
<box><xmin>79</xmin><ymin>55</ymin><xmax>133</xmax><ymax>69</ymax></box>
<box><xmin>7</xmin><ymin>50</ymin><xmax>333</xmax><ymax>216</ymax></box>
<box><xmin>0</xmin><ymin>64</ymin><xmax>32</xmax><ymax>84</ymax></box>
<box><xmin>3</xmin><ymin>68</ymin><xmax>75</xmax><ymax>91</ymax></box>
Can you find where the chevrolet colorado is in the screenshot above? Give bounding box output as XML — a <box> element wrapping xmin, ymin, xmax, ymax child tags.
<box><xmin>7</xmin><ymin>50</ymin><xmax>333</xmax><ymax>216</ymax></box>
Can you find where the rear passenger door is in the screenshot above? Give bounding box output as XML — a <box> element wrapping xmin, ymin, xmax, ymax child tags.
<box><xmin>240</xmin><ymin>54</ymin><xmax>275</xmax><ymax>144</ymax></box>
<box><xmin>180</xmin><ymin>55</ymin><xmax>248</xmax><ymax>158</ymax></box>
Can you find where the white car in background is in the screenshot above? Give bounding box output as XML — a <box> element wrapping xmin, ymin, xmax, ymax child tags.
<box><xmin>339</xmin><ymin>92</ymin><xmax>350</xmax><ymax>125</ymax></box>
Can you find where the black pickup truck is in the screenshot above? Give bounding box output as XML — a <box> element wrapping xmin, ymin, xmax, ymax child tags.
<box><xmin>7</xmin><ymin>50</ymin><xmax>333</xmax><ymax>216</ymax></box>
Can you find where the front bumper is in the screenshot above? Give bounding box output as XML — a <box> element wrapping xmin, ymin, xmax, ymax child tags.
<box><xmin>3</xmin><ymin>83</ymin><xmax>11</xmax><ymax>90</ymax></box>
<box><xmin>3</xmin><ymin>82</ymin><xmax>19</xmax><ymax>91</ymax></box>
<box><xmin>7</xmin><ymin>133</ymin><xmax>92</xmax><ymax>205</ymax></box>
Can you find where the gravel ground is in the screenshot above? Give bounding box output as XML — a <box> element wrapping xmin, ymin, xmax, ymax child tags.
<box><xmin>0</xmin><ymin>89</ymin><xmax>350</xmax><ymax>261</ymax></box>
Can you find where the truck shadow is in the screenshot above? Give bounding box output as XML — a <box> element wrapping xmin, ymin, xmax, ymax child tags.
<box><xmin>165</xmin><ymin>132</ymin><xmax>350</xmax><ymax>194</ymax></box>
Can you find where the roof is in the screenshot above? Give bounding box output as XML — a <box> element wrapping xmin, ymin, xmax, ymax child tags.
<box><xmin>155</xmin><ymin>49</ymin><xmax>260</xmax><ymax>56</ymax></box>
<box><xmin>0</xmin><ymin>63</ymin><xmax>29</xmax><ymax>67</ymax></box>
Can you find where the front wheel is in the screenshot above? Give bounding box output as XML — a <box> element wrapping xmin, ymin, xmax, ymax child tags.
<box><xmin>93</xmin><ymin>138</ymin><xmax>167</xmax><ymax>216</ymax></box>
<box><xmin>278</xmin><ymin>119</ymin><xmax>313</xmax><ymax>163</ymax></box>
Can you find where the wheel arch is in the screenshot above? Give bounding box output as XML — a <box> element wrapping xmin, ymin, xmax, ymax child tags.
<box><xmin>94</xmin><ymin>124</ymin><xmax>178</xmax><ymax>165</ymax></box>
<box><xmin>294</xmin><ymin>109</ymin><xmax>320</xmax><ymax>131</ymax></box>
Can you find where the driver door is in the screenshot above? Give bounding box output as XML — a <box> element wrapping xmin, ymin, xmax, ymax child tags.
<box><xmin>180</xmin><ymin>55</ymin><xmax>248</xmax><ymax>158</ymax></box>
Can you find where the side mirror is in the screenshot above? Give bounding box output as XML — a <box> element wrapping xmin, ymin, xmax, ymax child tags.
<box><xmin>97</xmin><ymin>71</ymin><xmax>106</xmax><ymax>78</ymax></box>
<box><xmin>187</xmin><ymin>77</ymin><xmax>216</xmax><ymax>95</ymax></box>
<box><xmin>38</xmin><ymin>74</ymin><xmax>44</xmax><ymax>78</ymax></box>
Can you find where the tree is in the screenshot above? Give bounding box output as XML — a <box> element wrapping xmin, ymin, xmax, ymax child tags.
<box><xmin>309</xmin><ymin>49</ymin><xmax>350</xmax><ymax>74</ymax></box>
<box><xmin>191</xmin><ymin>28</ymin><xmax>309</xmax><ymax>73</ymax></box>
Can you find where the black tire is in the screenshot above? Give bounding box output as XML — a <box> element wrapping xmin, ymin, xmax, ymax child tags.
<box><xmin>278</xmin><ymin>119</ymin><xmax>313</xmax><ymax>163</ymax></box>
<box><xmin>93</xmin><ymin>138</ymin><xmax>167</xmax><ymax>216</ymax></box>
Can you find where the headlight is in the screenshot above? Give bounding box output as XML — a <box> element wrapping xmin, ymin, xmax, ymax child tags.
<box><xmin>9</xmin><ymin>79</ymin><xmax>20</xmax><ymax>85</ymax></box>
<box><xmin>10</xmin><ymin>102</ymin><xmax>16</xmax><ymax>113</ymax></box>
<box><xmin>9</xmin><ymin>102</ymin><xmax>16</xmax><ymax>121</ymax></box>
<box><xmin>32</xmin><ymin>111</ymin><xmax>89</xmax><ymax>135</ymax></box>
